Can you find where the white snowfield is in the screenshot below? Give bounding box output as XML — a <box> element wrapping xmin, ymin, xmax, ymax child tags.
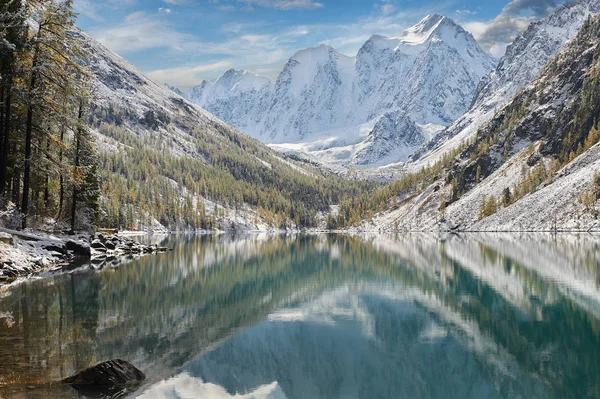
<box><xmin>188</xmin><ymin>14</ymin><xmax>496</xmax><ymax>167</ymax></box>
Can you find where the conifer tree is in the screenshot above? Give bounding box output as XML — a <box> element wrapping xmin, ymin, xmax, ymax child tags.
<box><xmin>0</xmin><ymin>0</ymin><xmax>27</xmax><ymax>198</ymax></box>
<box><xmin>19</xmin><ymin>0</ymin><xmax>93</xmax><ymax>229</ymax></box>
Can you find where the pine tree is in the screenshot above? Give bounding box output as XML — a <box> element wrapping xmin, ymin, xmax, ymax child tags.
<box><xmin>0</xmin><ymin>0</ymin><xmax>27</xmax><ymax>198</ymax></box>
<box><xmin>17</xmin><ymin>0</ymin><xmax>94</xmax><ymax>229</ymax></box>
<box><xmin>70</xmin><ymin>100</ymin><xmax>98</xmax><ymax>233</ymax></box>
<box><xmin>502</xmin><ymin>187</ymin><xmax>511</xmax><ymax>206</ymax></box>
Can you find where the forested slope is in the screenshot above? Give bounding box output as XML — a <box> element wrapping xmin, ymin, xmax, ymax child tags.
<box><xmin>84</xmin><ymin>30</ymin><xmax>375</xmax><ymax>231</ymax></box>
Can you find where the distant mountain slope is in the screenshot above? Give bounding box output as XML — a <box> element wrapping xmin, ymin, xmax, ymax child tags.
<box><xmin>358</xmin><ymin>13</ymin><xmax>600</xmax><ymax>232</ymax></box>
<box><xmin>413</xmin><ymin>0</ymin><xmax>600</xmax><ymax>169</ymax></box>
<box><xmin>188</xmin><ymin>15</ymin><xmax>496</xmax><ymax>167</ymax></box>
<box><xmin>78</xmin><ymin>30</ymin><xmax>373</xmax><ymax>231</ymax></box>
<box><xmin>187</xmin><ymin>69</ymin><xmax>273</xmax><ymax>135</ymax></box>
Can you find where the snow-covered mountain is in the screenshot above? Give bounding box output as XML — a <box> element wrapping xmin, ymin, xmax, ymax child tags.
<box><xmin>188</xmin><ymin>14</ymin><xmax>496</xmax><ymax>167</ymax></box>
<box><xmin>414</xmin><ymin>0</ymin><xmax>600</xmax><ymax>168</ymax></box>
<box><xmin>188</xmin><ymin>69</ymin><xmax>273</xmax><ymax>132</ymax></box>
<box><xmin>362</xmin><ymin>12</ymin><xmax>600</xmax><ymax>232</ymax></box>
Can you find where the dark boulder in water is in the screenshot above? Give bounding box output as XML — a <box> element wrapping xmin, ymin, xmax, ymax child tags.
<box><xmin>63</xmin><ymin>359</ymin><xmax>145</xmax><ymax>397</ymax></box>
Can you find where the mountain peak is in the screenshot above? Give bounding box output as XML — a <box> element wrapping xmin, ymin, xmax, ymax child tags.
<box><xmin>187</xmin><ymin>68</ymin><xmax>271</xmax><ymax>106</ymax></box>
<box><xmin>399</xmin><ymin>14</ymin><xmax>463</xmax><ymax>45</ymax></box>
<box><xmin>223</xmin><ymin>68</ymin><xmax>239</xmax><ymax>75</ymax></box>
<box><xmin>290</xmin><ymin>44</ymin><xmax>341</xmax><ymax>64</ymax></box>
<box><xmin>188</xmin><ymin>12</ymin><xmax>496</xmax><ymax>165</ymax></box>
<box><xmin>417</xmin><ymin>14</ymin><xmax>447</xmax><ymax>29</ymax></box>
<box><xmin>216</xmin><ymin>69</ymin><xmax>270</xmax><ymax>85</ymax></box>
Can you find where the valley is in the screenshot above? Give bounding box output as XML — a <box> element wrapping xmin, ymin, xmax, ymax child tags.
<box><xmin>2</xmin><ymin>2</ymin><xmax>600</xmax><ymax>398</ymax></box>
<box><xmin>0</xmin><ymin>0</ymin><xmax>600</xmax><ymax>260</ymax></box>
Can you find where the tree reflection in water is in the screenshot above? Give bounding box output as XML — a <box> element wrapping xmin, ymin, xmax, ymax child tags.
<box><xmin>0</xmin><ymin>233</ymin><xmax>598</xmax><ymax>398</ymax></box>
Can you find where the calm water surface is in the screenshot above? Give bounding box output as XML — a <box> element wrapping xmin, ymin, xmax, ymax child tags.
<box><xmin>0</xmin><ymin>234</ymin><xmax>600</xmax><ymax>398</ymax></box>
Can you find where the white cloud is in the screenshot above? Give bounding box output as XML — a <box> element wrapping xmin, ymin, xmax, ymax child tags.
<box><xmin>462</xmin><ymin>21</ymin><xmax>490</xmax><ymax>39</ymax></box>
<box><xmin>89</xmin><ymin>12</ymin><xmax>299</xmax><ymax>83</ymax></box>
<box><xmin>489</xmin><ymin>42</ymin><xmax>511</xmax><ymax>58</ymax></box>
<box><xmin>90</xmin><ymin>12</ymin><xmax>189</xmax><ymax>53</ymax></box>
<box><xmin>73</xmin><ymin>0</ymin><xmax>103</xmax><ymax>21</ymax></box>
<box><xmin>375</xmin><ymin>0</ymin><xmax>395</xmax><ymax>15</ymax></box>
<box><xmin>455</xmin><ymin>9</ymin><xmax>478</xmax><ymax>16</ymax></box>
<box><xmin>380</xmin><ymin>4</ymin><xmax>395</xmax><ymax>15</ymax></box>
<box><xmin>125</xmin><ymin>11</ymin><xmax>147</xmax><ymax>23</ymax></box>
<box><xmin>465</xmin><ymin>0</ymin><xmax>560</xmax><ymax>56</ymax></box>
<box><xmin>158</xmin><ymin>7</ymin><xmax>172</xmax><ymax>13</ymax></box>
<box><xmin>147</xmin><ymin>61</ymin><xmax>233</xmax><ymax>89</ymax></box>
<box><xmin>213</xmin><ymin>0</ymin><xmax>324</xmax><ymax>10</ymax></box>
<box><xmin>74</xmin><ymin>0</ymin><xmax>140</xmax><ymax>21</ymax></box>
<box><xmin>92</xmin><ymin>0</ymin><xmax>540</xmax><ymax>88</ymax></box>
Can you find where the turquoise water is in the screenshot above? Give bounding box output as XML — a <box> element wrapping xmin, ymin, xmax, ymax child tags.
<box><xmin>0</xmin><ymin>234</ymin><xmax>599</xmax><ymax>398</ymax></box>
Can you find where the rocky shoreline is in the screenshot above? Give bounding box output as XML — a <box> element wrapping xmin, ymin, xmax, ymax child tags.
<box><xmin>0</xmin><ymin>229</ymin><xmax>170</xmax><ymax>284</ymax></box>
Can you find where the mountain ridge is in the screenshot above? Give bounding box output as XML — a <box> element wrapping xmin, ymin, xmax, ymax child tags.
<box><xmin>73</xmin><ymin>26</ymin><xmax>376</xmax><ymax>231</ymax></box>
<box><xmin>188</xmin><ymin>14</ymin><xmax>496</xmax><ymax>167</ymax></box>
<box><xmin>350</xmin><ymin>12</ymin><xmax>600</xmax><ymax>232</ymax></box>
<box><xmin>413</xmin><ymin>0</ymin><xmax>600</xmax><ymax>169</ymax></box>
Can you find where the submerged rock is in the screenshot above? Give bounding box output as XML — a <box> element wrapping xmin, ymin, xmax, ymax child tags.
<box><xmin>63</xmin><ymin>359</ymin><xmax>145</xmax><ymax>394</ymax></box>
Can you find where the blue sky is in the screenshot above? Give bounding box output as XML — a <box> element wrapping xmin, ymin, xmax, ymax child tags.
<box><xmin>74</xmin><ymin>0</ymin><xmax>565</xmax><ymax>90</ymax></box>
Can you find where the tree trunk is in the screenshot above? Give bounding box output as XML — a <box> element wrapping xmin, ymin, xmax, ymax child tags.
<box><xmin>12</xmin><ymin>166</ymin><xmax>20</xmax><ymax>206</ymax></box>
<box><xmin>21</xmin><ymin>46</ymin><xmax>39</xmax><ymax>229</ymax></box>
<box><xmin>11</xmin><ymin>142</ymin><xmax>20</xmax><ymax>206</ymax></box>
<box><xmin>0</xmin><ymin>85</ymin><xmax>6</xmax><ymax>196</ymax></box>
<box><xmin>44</xmin><ymin>136</ymin><xmax>50</xmax><ymax>207</ymax></box>
<box><xmin>57</xmin><ymin>124</ymin><xmax>65</xmax><ymax>219</ymax></box>
<box><xmin>21</xmin><ymin>91</ymin><xmax>34</xmax><ymax>229</ymax></box>
<box><xmin>1</xmin><ymin>89</ymin><xmax>10</xmax><ymax>195</ymax></box>
<box><xmin>70</xmin><ymin>103</ymin><xmax>83</xmax><ymax>234</ymax></box>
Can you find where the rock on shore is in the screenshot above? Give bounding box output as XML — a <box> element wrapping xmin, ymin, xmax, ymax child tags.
<box><xmin>0</xmin><ymin>229</ymin><xmax>170</xmax><ymax>283</ymax></box>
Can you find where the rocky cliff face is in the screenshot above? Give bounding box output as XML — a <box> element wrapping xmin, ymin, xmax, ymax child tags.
<box><xmin>188</xmin><ymin>14</ymin><xmax>496</xmax><ymax>167</ymax></box>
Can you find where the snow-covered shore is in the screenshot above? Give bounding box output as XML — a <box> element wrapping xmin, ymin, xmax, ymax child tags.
<box><xmin>0</xmin><ymin>229</ymin><xmax>171</xmax><ymax>285</ymax></box>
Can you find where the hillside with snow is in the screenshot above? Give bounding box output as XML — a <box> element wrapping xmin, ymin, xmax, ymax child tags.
<box><xmin>72</xmin><ymin>26</ymin><xmax>374</xmax><ymax>233</ymax></box>
<box><xmin>412</xmin><ymin>0</ymin><xmax>600</xmax><ymax>170</ymax></box>
<box><xmin>356</xmin><ymin>12</ymin><xmax>600</xmax><ymax>232</ymax></box>
<box><xmin>188</xmin><ymin>14</ymin><xmax>496</xmax><ymax>167</ymax></box>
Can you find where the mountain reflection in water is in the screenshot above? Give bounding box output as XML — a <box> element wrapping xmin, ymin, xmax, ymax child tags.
<box><xmin>0</xmin><ymin>233</ymin><xmax>599</xmax><ymax>398</ymax></box>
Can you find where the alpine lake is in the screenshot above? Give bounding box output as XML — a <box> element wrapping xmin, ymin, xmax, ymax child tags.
<box><xmin>0</xmin><ymin>233</ymin><xmax>599</xmax><ymax>399</ymax></box>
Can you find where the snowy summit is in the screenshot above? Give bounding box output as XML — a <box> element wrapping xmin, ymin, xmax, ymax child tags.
<box><xmin>187</xmin><ymin>14</ymin><xmax>497</xmax><ymax>167</ymax></box>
